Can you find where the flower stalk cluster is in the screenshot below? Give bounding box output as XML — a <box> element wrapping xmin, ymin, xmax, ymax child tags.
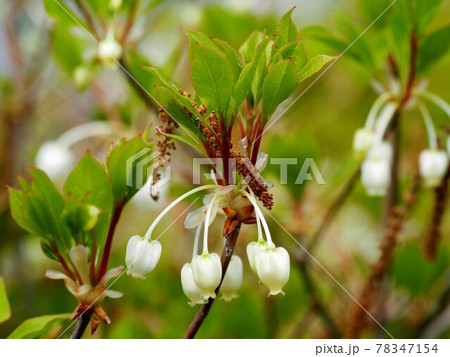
<box><xmin>125</xmin><ymin>182</ymin><xmax>290</xmax><ymax>305</ymax></box>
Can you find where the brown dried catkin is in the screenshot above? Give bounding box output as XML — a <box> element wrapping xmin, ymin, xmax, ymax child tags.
<box><xmin>424</xmin><ymin>165</ymin><xmax>450</xmax><ymax>261</ymax></box>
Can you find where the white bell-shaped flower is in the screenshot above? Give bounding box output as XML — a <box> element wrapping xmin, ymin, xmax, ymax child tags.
<box><xmin>246</xmin><ymin>240</ymin><xmax>267</xmax><ymax>274</ymax></box>
<box><xmin>35</xmin><ymin>141</ymin><xmax>74</xmax><ymax>180</ymax></box>
<box><xmin>367</xmin><ymin>141</ymin><xmax>393</xmax><ymax>161</ymax></box>
<box><xmin>220</xmin><ymin>255</ymin><xmax>243</xmax><ymax>301</ymax></box>
<box><xmin>361</xmin><ymin>158</ymin><xmax>391</xmax><ymax>196</ymax></box>
<box><xmin>125</xmin><ymin>235</ymin><xmax>162</xmax><ymax>279</ymax></box>
<box><xmin>255</xmin><ymin>245</ymin><xmax>290</xmax><ymax>296</ymax></box>
<box><xmin>181</xmin><ymin>263</ymin><xmax>207</xmax><ymax>306</ymax></box>
<box><xmin>191</xmin><ymin>253</ymin><xmax>222</xmax><ymax>300</ymax></box>
<box><xmin>353</xmin><ymin>128</ymin><xmax>375</xmax><ymax>159</ymax></box>
<box><xmin>98</xmin><ymin>31</ymin><xmax>122</xmax><ymax>67</ymax></box>
<box><xmin>419</xmin><ymin>149</ymin><xmax>449</xmax><ymax>188</ymax></box>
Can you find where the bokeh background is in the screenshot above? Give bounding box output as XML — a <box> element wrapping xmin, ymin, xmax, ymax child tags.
<box><xmin>1</xmin><ymin>0</ymin><xmax>449</xmax><ymax>338</ymax></box>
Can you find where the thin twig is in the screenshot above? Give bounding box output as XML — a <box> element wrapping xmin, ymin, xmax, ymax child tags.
<box><xmin>97</xmin><ymin>198</ymin><xmax>125</xmax><ymax>281</ymax></box>
<box><xmin>119</xmin><ymin>59</ymin><xmax>157</xmax><ymax>112</ymax></box>
<box><xmin>424</xmin><ymin>165</ymin><xmax>450</xmax><ymax>260</ymax></box>
<box><xmin>120</xmin><ymin>0</ymin><xmax>140</xmax><ymax>45</ymax></box>
<box><xmin>70</xmin><ymin>309</ymin><xmax>94</xmax><ymax>339</ymax></box>
<box><xmin>73</xmin><ymin>0</ymin><xmax>100</xmax><ymax>40</ymax></box>
<box><xmin>298</xmin><ymin>261</ymin><xmax>341</xmax><ymax>337</ymax></box>
<box><xmin>297</xmin><ymin>164</ymin><xmax>361</xmax><ymax>261</ymax></box>
<box><xmin>184</xmin><ymin>220</ymin><xmax>242</xmax><ymax>338</ymax></box>
<box><xmin>415</xmin><ymin>277</ymin><xmax>450</xmax><ymax>338</ymax></box>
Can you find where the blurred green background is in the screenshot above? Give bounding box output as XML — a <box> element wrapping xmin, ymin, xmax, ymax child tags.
<box><xmin>0</xmin><ymin>0</ymin><xmax>449</xmax><ymax>338</ymax></box>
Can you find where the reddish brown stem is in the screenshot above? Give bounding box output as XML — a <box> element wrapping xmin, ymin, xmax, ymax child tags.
<box><xmin>97</xmin><ymin>199</ymin><xmax>125</xmax><ymax>280</ymax></box>
<box><xmin>250</xmin><ymin>120</ymin><xmax>265</xmax><ymax>165</ymax></box>
<box><xmin>51</xmin><ymin>244</ymin><xmax>76</xmax><ymax>282</ymax></box>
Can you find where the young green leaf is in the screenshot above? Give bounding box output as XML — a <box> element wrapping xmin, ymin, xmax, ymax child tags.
<box><xmin>0</xmin><ymin>277</ymin><xmax>11</xmax><ymax>324</ymax></box>
<box><xmin>273</xmin><ymin>40</ymin><xmax>308</xmax><ymax>73</ymax></box>
<box><xmin>233</xmin><ymin>37</ymin><xmax>272</xmax><ymax>112</ymax></box>
<box><xmin>416</xmin><ymin>25</ymin><xmax>450</xmax><ymax>75</ymax></box>
<box><xmin>261</xmin><ymin>59</ymin><xmax>297</xmax><ymax>120</ymax></box>
<box><xmin>297</xmin><ymin>55</ymin><xmax>336</xmax><ymax>83</ymax></box>
<box><xmin>43</xmin><ymin>0</ymin><xmax>86</xmax><ymax>26</ymax></box>
<box><xmin>239</xmin><ymin>31</ymin><xmax>265</xmax><ymax>63</ymax></box>
<box><xmin>8</xmin><ymin>313</ymin><xmax>71</xmax><ymax>339</ymax></box>
<box><xmin>64</xmin><ymin>152</ymin><xmax>113</xmax><ymax>248</ymax></box>
<box><xmin>190</xmin><ymin>43</ymin><xmax>234</xmax><ymax>119</ymax></box>
<box><xmin>106</xmin><ymin>135</ymin><xmax>155</xmax><ymax>205</ymax></box>
<box><xmin>51</xmin><ymin>25</ymin><xmax>85</xmax><ymax>75</ymax></box>
<box><xmin>276</xmin><ymin>7</ymin><xmax>298</xmax><ymax>47</ymax></box>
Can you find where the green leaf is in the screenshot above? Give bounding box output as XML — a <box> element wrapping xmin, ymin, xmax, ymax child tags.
<box><xmin>415</xmin><ymin>0</ymin><xmax>443</xmax><ymax>34</ymax></box>
<box><xmin>274</xmin><ymin>40</ymin><xmax>308</xmax><ymax>73</ymax></box>
<box><xmin>140</xmin><ymin>66</ymin><xmax>208</xmax><ymax>129</ymax></box>
<box><xmin>161</xmin><ymin>132</ymin><xmax>207</xmax><ymax>158</ymax></box>
<box><xmin>185</xmin><ymin>29</ymin><xmax>242</xmax><ymax>80</ymax></box>
<box><xmin>297</xmin><ymin>55</ymin><xmax>336</xmax><ymax>83</ymax></box>
<box><xmin>106</xmin><ymin>135</ymin><xmax>155</xmax><ymax>205</ymax></box>
<box><xmin>261</xmin><ymin>59</ymin><xmax>297</xmax><ymax>120</ymax></box>
<box><xmin>43</xmin><ymin>0</ymin><xmax>86</xmax><ymax>26</ymax></box>
<box><xmin>276</xmin><ymin>7</ymin><xmax>298</xmax><ymax>47</ymax></box>
<box><xmin>23</xmin><ymin>192</ymin><xmax>61</xmax><ymax>242</ymax></box>
<box><xmin>417</xmin><ymin>25</ymin><xmax>450</xmax><ymax>75</ymax></box>
<box><xmin>358</xmin><ymin>0</ymin><xmax>392</xmax><ymax>29</ymax></box>
<box><xmin>8</xmin><ymin>187</ymin><xmax>30</xmax><ymax>234</ymax></box>
<box><xmin>51</xmin><ymin>25</ymin><xmax>85</xmax><ymax>74</ymax></box>
<box><xmin>334</xmin><ymin>11</ymin><xmax>374</xmax><ymax>67</ymax></box>
<box><xmin>239</xmin><ymin>31</ymin><xmax>265</xmax><ymax>63</ymax></box>
<box><xmin>387</xmin><ymin>13</ymin><xmax>410</xmax><ymax>84</ymax></box>
<box><xmin>62</xmin><ymin>195</ymin><xmax>100</xmax><ymax>240</ymax></box>
<box><xmin>233</xmin><ymin>37</ymin><xmax>272</xmax><ymax>112</ymax></box>
<box><xmin>392</xmin><ymin>242</ymin><xmax>450</xmax><ymax>297</ymax></box>
<box><xmin>64</xmin><ymin>152</ymin><xmax>113</xmax><ymax>248</ymax></box>
<box><xmin>8</xmin><ymin>313</ymin><xmax>71</xmax><ymax>339</ymax></box>
<box><xmin>191</xmin><ymin>43</ymin><xmax>234</xmax><ymax>118</ymax></box>
<box><xmin>29</xmin><ymin>168</ymin><xmax>65</xmax><ymax>216</ymax></box>
<box><xmin>0</xmin><ymin>277</ymin><xmax>11</xmax><ymax>324</ymax></box>
<box><xmin>300</xmin><ymin>26</ymin><xmax>366</xmax><ymax>65</ymax></box>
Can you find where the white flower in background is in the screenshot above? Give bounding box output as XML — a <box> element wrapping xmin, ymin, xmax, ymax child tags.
<box><xmin>35</xmin><ymin>122</ymin><xmax>113</xmax><ymax>181</ymax></box>
<box><xmin>73</xmin><ymin>65</ymin><xmax>93</xmax><ymax>91</ymax></box>
<box><xmin>181</xmin><ymin>262</ymin><xmax>207</xmax><ymax>306</ymax></box>
<box><xmin>361</xmin><ymin>158</ymin><xmax>391</xmax><ymax>196</ymax></box>
<box><xmin>367</xmin><ymin>141</ymin><xmax>393</xmax><ymax>161</ymax></box>
<box><xmin>353</xmin><ymin>128</ymin><xmax>376</xmax><ymax>159</ymax></box>
<box><xmin>110</xmin><ymin>0</ymin><xmax>122</xmax><ymax>10</ymax></box>
<box><xmin>255</xmin><ymin>244</ymin><xmax>290</xmax><ymax>296</ymax></box>
<box><xmin>361</xmin><ymin>141</ymin><xmax>393</xmax><ymax>196</ymax></box>
<box><xmin>220</xmin><ymin>255</ymin><xmax>243</xmax><ymax>301</ymax></box>
<box><xmin>98</xmin><ymin>29</ymin><xmax>122</xmax><ymax>67</ymax></box>
<box><xmin>125</xmin><ymin>235</ymin><xmax>162</xmax><ymax>279</ymax></box>
<box><xmin>191</xmin><ymin>253</ymin><xmax>222</xmax><ymax>300</ymax></box>
<box><xmin>35</xmin><ymin>141</ymin><xmax>74</xmax><ymax>180</ymax></box>
<box><xmin>419</xmin><ymin>149</ymin><xmax>449</xmax><ymax>188</ymax></box>
<box><xmin>447</xmin><ymin>137</ymin><xmax>450</xmax><ymax>156</ymax></box>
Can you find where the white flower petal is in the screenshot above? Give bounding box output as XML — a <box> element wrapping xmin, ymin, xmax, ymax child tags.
<box><xmin>191</xmin><ymin>253</ymin><xmax>222</xmax><ymax>300</ymax></box>
<box><xmin>181</xmin><ymin>263</ymin><xmax>207</xmax><ymax>306</ymax></box>
<box><xmin>221</xmin><ymin>256</ymin><xmax>243</xmax><ymax>302</ymax></box>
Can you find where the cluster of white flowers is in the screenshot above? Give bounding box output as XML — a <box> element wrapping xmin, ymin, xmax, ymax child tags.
<box><xmin>125</xmin><ymin>184</ymin><xmax>290</xmax><ymax>306</ymax></box>
<box><xmin>353</xmin><ymin>89</ymin><xmax>450</xmax><ymax>196</ymax></box>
